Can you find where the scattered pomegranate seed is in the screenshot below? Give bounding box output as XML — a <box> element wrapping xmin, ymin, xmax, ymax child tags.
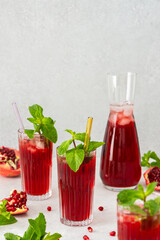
<box><xmin>47</xmin><ymin>206</ymin><xmax>52</xmax><ymax>211</ymax></box>
<box><xmin>87</xmin><ymin>226</ymin><xmax>93</xmax><ymax>232</ymax></box>
<box><xmin>98</xmin><ymin>206</ymin><xmax>104</xmax><ymax>211</ymax></box>
<box><xmin>83</xmin><ymin>235</ymin><xmax>90</xmax><ymax>240</ymax></box>
<box><xmin>109</xmin><ymin>231</ymin><xmax>116</xmax><ymax>236</ymax></box>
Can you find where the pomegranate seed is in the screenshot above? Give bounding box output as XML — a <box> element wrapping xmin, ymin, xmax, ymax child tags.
<box><xmin>109</xmin><ymin>231</ymin><xmax>116</xmax><ymax>236</ymax></box>
<box><xmin>98</xmin><ymin>206</ymin><xmax>104</xmax><ymax>211</ymax></box>
<box><xmin>12</xmin><ymin>190</ymin><xmax>17</xmax><ymax>196</ymax></box>
<box><xmin>47</xmin><ymin>206</ymin><xmax>52</xmax><ymax>211</ymax></box>
<box><xmin>83</xmin><ymin>235</ymin><xmax>90</xmax><ymax>240</ymax></box>
<box><xmin>87</xmin><ymin>227</ymin><xmax>93</xmax><ymax>232</ymax></box>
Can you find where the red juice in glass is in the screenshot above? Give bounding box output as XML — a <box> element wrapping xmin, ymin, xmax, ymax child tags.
<box><xmin>118</xmin><ymin>204</ymin><xmax>160</xmax><ymax>240</ymax></box>
<box><xmin>57</xmin><ymin>150</ymin><xmax>96</xmax><ymax>226</ymax></box>
<box><xmin>18</xmin><ymin>130</ymin><xmax>53</xmax><ymax>200</ymax></box>
<box><xmin>100</xmin><ymin>104</ymin><xmax>141</xmax><ymax>190</ymax></box>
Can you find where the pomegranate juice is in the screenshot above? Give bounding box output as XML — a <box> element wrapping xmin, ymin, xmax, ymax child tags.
<box><xmin>118</xmin><ymin>207</ymin><xmax>160</xmax><ymax>240</ymax></box>
<box><xmin>100</xmin><ymin>104</ymin><xmax>141</xmax><ymax>189</ymax></box>
<box><xmin>57</xmin><ymin>151</ymin><xmax>96</xmax><ymax>226</ymax></box>
<box><xmin>18</xmin><ymin>132</ymin><xmax>53</xmax><ymax>198</ymax></box>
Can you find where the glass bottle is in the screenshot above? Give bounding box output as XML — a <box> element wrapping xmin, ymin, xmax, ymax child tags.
<box><xmin>100</xmin><ymin>73</ymin><xmax>141</xmax><ymax>191</ymax></box>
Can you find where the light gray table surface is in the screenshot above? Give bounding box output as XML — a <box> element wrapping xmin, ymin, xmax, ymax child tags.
<box><xmin>0</xmin><ymin>157</ymin><xmax>148</xmax><ymax>240</ymax></box>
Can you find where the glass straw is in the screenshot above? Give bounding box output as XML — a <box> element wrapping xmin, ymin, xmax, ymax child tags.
<box><xmin>84</xmin><ymin>117</ymin><xmax>93</xmax><ymax>152</ymax></box>
<box><xmin>12</xmin><ymin>102</ymin><xmax>24</xmax><ymax>131</ymax></box>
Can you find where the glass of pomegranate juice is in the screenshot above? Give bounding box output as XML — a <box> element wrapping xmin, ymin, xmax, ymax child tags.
<box><xmin>100</xmin><ymin>72</ymin><xmax>141</xmax><ymax>191</ymax></box>
<box><xmin>57</xmin><ymin>118</ymin><xmax>104</xmax><ymax>226</ymax></box>
<box><xmin>18</xmin><ymin>104</ymin><xmax>57</xmax><ymax>200</ymax></box>
<box><xmin>18</xmin><ymin>131</ymin><xmax>53</xmax><ymax>200</ymax></box>
<box><xmin>117</xmin><ymin>184</ymin><xmax>160</xmax><ymax>240</ymax></box>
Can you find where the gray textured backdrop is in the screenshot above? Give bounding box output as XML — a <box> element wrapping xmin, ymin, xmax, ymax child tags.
<box><xmin>0</xmin><ymin>0</ymin><xmax>160</xmax><ymax>158</ymax></box>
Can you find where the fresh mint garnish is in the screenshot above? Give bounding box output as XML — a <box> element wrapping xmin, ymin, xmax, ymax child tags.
<box><xmin>117</xmin><ymin>182</ymin><xmax>160</xmax><ymax>216</ymax></box>
<box><xmin>4</xmin><ymin>213</ymin><xmax>62</xmax><ymax>240</ymax></box>
<box><xmin>24</xmin><ymin>104</ymin><xmax>58</xmax><ymax>143</ymax></box>
<box><xmin>0</xmin><ymin>200</ymin><xmax>17</xmax><ymax>225</ymax></box>
<box><xmin>141</xmin><ymin>151</ymin><xmax>160</xmax><ymax>168</ymax></box>
<box><xmin>57</xmin><ymin>129</ymin><xmax>104</xmax><ymax>172</ymax></box>
<box><xmin>66</xmin><ymin>148</ymin><xmax>85</xmax><ymax>172</ymax></box>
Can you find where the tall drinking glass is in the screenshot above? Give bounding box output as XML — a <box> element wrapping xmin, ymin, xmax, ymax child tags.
<box><xmin>57</xmin><ymin>150</ymin><xmax>96</xmax><ymax>226</ymax></box>
<box><xmin>117</xmin><ymin>203</ymin><xmax>160</xmax><ymax>240</ymax></box>
<box><xmin>100</xmin><ymin>73</ymin><xmax>141</xmax><ymax>191</ymax></box>
<box><xmin>18</xmin><ymin>129</ymin><xmax>53</xmax><ymax>200</ymax></box>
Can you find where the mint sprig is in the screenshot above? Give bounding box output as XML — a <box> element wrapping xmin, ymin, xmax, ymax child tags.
<box><xmin>57</xmin><ymin>129</ymin><xmax>104</xmax><ymax>172</ymax></box>
<box><xmin>0</xmin><ymin>200</ymin><xmax>17</xmax><ymax>225</ymax></box>
<box><xmin>141</xmin><ymin>151</ymin><xmax>160</xmax><ymax>168</ymax></box>
<box><xmin>4</xmin><ymin>213</ymin><xmax>62</xmax><ymax>240</ymax></box>
<box><xmin>24</xmin><ymin>104</ymin><xmax>58</xmax><ymax>143</ymax></box>
<box><xmin>117</xmin><ymin>182</ymin><xmax>160</xmax><ymax>216</ymax></box>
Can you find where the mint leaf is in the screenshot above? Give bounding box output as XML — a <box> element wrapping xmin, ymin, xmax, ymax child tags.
<box><xmin>145</xmin><ymin>182</ymin><xmax>158</xmax><ymax>197</ymax></box>
<box><xmin>141</xmin><ymin>151</ymin><xmax>160</xmax><ymax>168</ymax></box>
<box><xmin>0</xmin><ymin>214</ymin><xmax>17</xmax><ymax>225</ymax></box>
<box><xmin>88</xmin><ymin>141</ymin><xmax>105</xmax><ymax>152</ymax></box>
<box><xmin>27</xmin><ymin>118</ymin><xmax>40</xmax><ymax>124</ymax></box>
<box><xmin>41</xmin><ymin>124</ymin><xmax>57</xmax><ymax>143</ymax></box>
<box><xmin>34</xmin><ymin>212</ymin><xmax>46</xmax><ymax>237</ymax></box>
<box><xmin>4</xmin><ymin>233</ymin><xmax>22</xmax><ymax>240</ymax></box>
<box><xmin>118</xmin><ymin>183</ymin><xmax>160</xmax><ymax>217</ymax></box>
<box><xmin>44</xmin><ymin>233</ymin><xmax>62</xmax><ymax>240</ymax></box>
<box><xmin>66</xmin><ymin>149</ymin><xmax>85</xmax><ymax>172</ymax></box>
<box><xmin>25</xmin><ymin>104</ymin><xmax>58</xmax><ymax>143</ymax></box>
<box><xmin>129</xmin><ymin>205</ymin><xmax>147</xmax><ymax>216</ymax></box>
<box><xmin>65</xmin><ymin>129</ymin><xmax>76</xmax><ymax>136</ymax></box>
<box><xmin>117</xmin><ymin>189</ymin><xmax>143</xmax><ymax>206</ymax></box>
<box><xmin>76</xmin><ymin>144</ymin><xmax>84</xmax><ymax>149</ymax></box>
<box><xmin>23</xmin><ymin>225</ymin><xmax>35</xmax><ymax>240</ymax></box>
<box><xmin>28</xmin><ymin>219</ymin><xmax>41</xmax><ymax>238</ymax></box>
<box><xmin>144</xmin><ymin>200</ymin><xmax>160</xmax><ymax>216</ymax></box>
<box><xmin>0</xmin><ymin>200</ymin><xmax>17</xmax><ymax>226</ymax></box>
<box><xmin>24</xmin><ymin>129</ymin><xmax>35</xmax><ymax>139</ymax></box>
<box><xmin>42</xmin><ymin>117</ymin><xmax>55</xmax><ymax>125</ymax></box>
<box><xmin>0</xmin><ymin>200</ymin><xmax>8</xmax><ymax>213</ymax></box>
<box><xmin>34</xmin><ymin>124</ymin><xmax>41</xmax><ymax>133</ymax></box>
<box><xmin>138</xmin><ymin>184</ymin><xmax>145</xmax><ymax>195</ymax></box>
<box><xmin>29</xmin><ymin>104</ymin><xmax>44</xmax><ymax>120</ymax></box>
<box><xmin>2</xmin><ymin>212</ymin><xmax>11</xmax><ymax>220</ymax></box>
<box><xmin>155</xmin><ymin>197</ymin><xmax>160</xmax><ymax>206</ymax></box>
<box><xmin>5</xmin><ymin>213</ymin><xmax>61</xmax><ymax>240</ymax></box>
<box><xmin>58</xmin><ymin>140</ymin><xmax>73</xmax><ymax>155</ymax></box>
<box><xmin>74</xmin><ymin>133</ymin><xmax>86</xmax><ymax>142</ymax></box>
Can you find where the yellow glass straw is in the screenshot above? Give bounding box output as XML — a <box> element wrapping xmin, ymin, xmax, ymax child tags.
<box><xmin>84</xmin><ymin>117</ymin><xmax>93</xmax><ymax>152</ymax></box>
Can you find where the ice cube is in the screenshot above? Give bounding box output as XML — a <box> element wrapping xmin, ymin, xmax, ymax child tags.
<box><xmin>123</xmin><ymin>105</ymin><xmax>133</xmax><ymax>117</ymax></box>
<box><xmin>36</xmin><ymin>140</ymin><xmax>45</xmax><ymax>149</ymax></box>
<box><xmin>117</xmin><ymin>112</ymin><xmax>124</xmax><ymax>121</ymax></box>
<box><xmin>118</xmin><ymin>117</ymin><xmax>130</xmax><ymax>126</ymax></box>
<box><xmin>109</xmin><ymin>113</ymin><xmax>117</xmax><ymax>124</ymax></box>
<box><xmin>110</xmin><ymin>105</ymin><xmax>123</xmax><ymax>112</ymax></box>
<box><xmin>27</xmin><ymin>145</ymin><xmax>37</xmax><ymax>153</ymax></box>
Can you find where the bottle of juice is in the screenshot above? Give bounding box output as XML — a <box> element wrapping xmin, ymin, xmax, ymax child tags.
<box><xmin>100</xmin><ymin>73</ymin><xmax>141</xmax><ymax>190</ymax></box>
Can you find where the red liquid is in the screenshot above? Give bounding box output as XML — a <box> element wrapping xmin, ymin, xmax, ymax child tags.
<box><xmin>118</xmin><ymin>210</ymin><xmax>160</xmax><ymax>240</ymax></box>
<box><xmin>57</xmin><ymin>152</ymin><xmax>96</xmax><ymax>223</ymax></box>
<box><xmin>100</xmin><ymin>105</ymin><xmax>141</xmax><ymax>188</ymax></box>
<box><xmin>19</xmin><ymin>136</ymin><xmax>53</xmax><ymax>195</ymax></box>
